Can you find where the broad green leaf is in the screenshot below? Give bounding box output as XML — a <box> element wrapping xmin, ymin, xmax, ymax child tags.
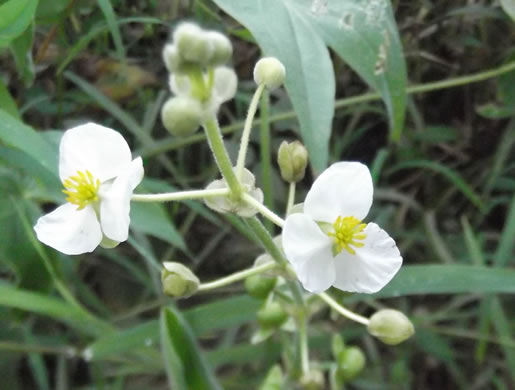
<box><xmin>85</xmin><ymin>321</ymin><xmax>159</xmax><ymax>361</ymax></box>
<box><xmin>0</xmin><ymin>284</ymin><xmax>110</xmax><ymax>336</ymax></box>
<box><xmin>0</xmin><ymin>109</ymin><xmax>58</xmax><ymax>176</ymax></box>
<box><xmin>500</xmin><ymin>0</ymin><xmax>515</xmax><ymax>22</ymax></box>
<box><xmin>160</xmin><ymin>307</ymin><xmax>222</xmax><ymax>390</ymax></box>
<box><xmin>213</xmin><ymin>0</ymin><xmax>335</xmax><ymax>172</ymax></box>
<box><xmin>305</xmin><ymin>0</ymin><xmax>407</xmax><ymax>141</ymax></box>
<box><xmin>0</xmin><ymin>0</ymin><xmax>38</xmax><ymax>47</ymax></box>
<box><xmin>0</xmin><ymin>79</ymin><xmax>19</xmax><ymax>118</ymax></box>
<box><xmin>84</xmin><ymin>295</ymin><xmax>260</xmax><ymax>361</ymax></box>
<box><xmin>213</xmin><ymin>0</ymin><xmax>407</xmax><ymax>171</ymax></box>
<box><xmin>370</xmin><ymin>265</ymin><xmax>515</xmax><ymax>298</ymax></box>
<box><xmin>9</xmin><ymin>22</ymin><xmax>35</xmax><ymax>87</ymax></box>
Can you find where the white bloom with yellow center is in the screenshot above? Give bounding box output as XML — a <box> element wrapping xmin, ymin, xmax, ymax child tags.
<box><xmin>34</xmin><ymin>123</ymin><xmax>144</xmax><ymax>255</ymax></box>
<box><xmin>282</xmin><ymin>162</ymin><xmax>402</xmax><ymax>294</ymax></box>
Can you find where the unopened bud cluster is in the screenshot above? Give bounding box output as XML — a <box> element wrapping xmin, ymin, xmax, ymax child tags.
<box><xmin>163</xmin><ymin>23</ymin><xmax>232</xmax><ymax>73</ymax></box>
<box><xmin>278</xmin><ymin>140</ymin><xmax>309</xmax><ymax>183</ymax></box>
<box><xmin>161</xmin><ymin>23</ymin><xmax>237</xmax><ymax>137</ymax></box>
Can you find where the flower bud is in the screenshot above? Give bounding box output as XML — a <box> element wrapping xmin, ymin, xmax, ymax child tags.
<box><xmin>277</xmin><ymin>140</ymin><xmax>309</xmax><ymax>183</ymax></box>
<box><xmin>206</xmin><ymin>31</ymin><xmax>233</xmax><ymax>66</ymax></box>
<box><xmin>161</xmin><ymin>262</ymin><xmax>200</xmax><ymax>298</ymax></box>
<box><xmin>259</xmin><ymin>365</ymin><xmax>284</xmax><ymax>390</ymax></box>
<box><xmin>245</xmin><ymin>274</ymin><xmax>277</xmax><ymax>300</ymax></box>
<box><xmin>174</xmin><ymin>23</ymin><xmax>213</xmax><ymax>65</ymax></box>
<box><xmin>299</xmin><ymin>369</ymin><xmax>325</xmax><ymax>390</ymax></box>
<box><xmin>367</xmin><ymin>309</ymin><xmax>415</xmax><ymax>345</ymax></box>
<box><xmin>162</xmin><ymin>44</ymin><xmax>182</xmax><ymax>73</ymax></box>
<box><xmin>204</xmin><ymin>168</ymin><xmax>264</xmax><ymax>217</ymax></box>
<box><xmin>337</xmin><ymin>346</ymin><xmax>366</xmax><ymax>382</ymax></box>
<box><xmin>161</xmin><ymin>96</ymin><xmax>203</xmax><ymax>137</ymax></box>
<box><xmin>257</xmin><ymin>301</ymin><xmax>288</xmax><ymax>329</ymax></box>
<box><xmin>253</xmin><ymin>57</ymin><xmax>286</xmax><ymax>90</ymax></box>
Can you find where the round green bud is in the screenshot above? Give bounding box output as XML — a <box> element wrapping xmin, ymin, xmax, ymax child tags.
<box><xmin>367</xmin><ymin>309</ymin><xmax>415</xmax><ymax>345</ymax></box>
<box><xmin>161</xmin><ymin>262</ymin><xmax>200</xmax><ymax>298</ymax></box>
<box><xmin>299</xmin><ymin>370</ymin><xmax>325</xmax><ymax>390</ymax></box>
<box><xmin>277</xmin><ymin>140</ymin><xmax>309</xmax><ymax>183</ymax></box>
<box><xmin>174</xmin><ymin>23</ymin><xmax>213</xmax><ymax>65</ymax></box>
<box><xmin>161</xmin><ymin>97</ymin><xmax>203</xmax><ymax>137</ymax></box>
<box><xmin>259</xmin><ymin>365</ymin><xmax>284</xmax><ymax>390</ymax></box>
<box><xmin>253</xmin><ymin>57</ymin><xmax>286</xmax><ymax>90</ymax></box>
<box><xmin>257</xmin><ymin>302</ymin><xmax>288</xmax><ymax>329</ymax></box>
<box><xmin>245</xmin><ymin>274</ymin><xmax>277</xmax><ymax>300</ymax></box>
<box><xmin>206</xmin><ymin>31</ymin><xmax>233</xmax><ymax>66</ymax></box>
<box><xmin>337</xmin><ymin>346</ymin><xmax>366</xmax><ymax>382</ymax></box>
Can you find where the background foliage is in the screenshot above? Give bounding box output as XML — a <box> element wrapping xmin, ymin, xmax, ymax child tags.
<box><xmin>1</xmin><ymin>0</ymin><xmax>514</xmax><ymax>389</ymax></box>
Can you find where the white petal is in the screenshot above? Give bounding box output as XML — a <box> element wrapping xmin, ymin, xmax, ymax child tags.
<box><xmin>304</xmin><ymin>162</ymin><xmax>373</xmax><ymax>223</ymax></box>
<box><xmin>213</xmin><ymin>67</ymin><xmax>237</xmax><ymax>103</ymax></box>
<box><xmin>332</xmin><ymin>223</ymin><xmax>402</xmax><ymax>293</ymax></box>
<box><xmin>34</xmin><ymin>203</ymin><xmax>102</xmax><ymax>255</ymax></box>
<box><xmin>128</xmin><ymin>157</ymin><xmax>144</xmax><ymax>190</ymax></box>
<box><xmin>99</xmin><ymin>159</ymin><xmax>142</xmax><ymax>242</ymax></box>
<box><xmin>59</xmin><ymin>123</ymin><xmax>132</xmax><ymax>183</ymax></box>
<box><xmin>282</xmin><ymin>213</ymin><xmax>335</xmax><ymax>293</ymax></box>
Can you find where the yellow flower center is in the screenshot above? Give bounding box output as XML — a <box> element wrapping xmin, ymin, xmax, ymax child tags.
<box><xmin>327</xmin><ymin>216</ymin><xmax>367</xmax><ymax>255</ymax></box>
<box><xmin>62</xmin><ymin>170</ymin><xmax>101</xmax><ymax>210</ymax></box>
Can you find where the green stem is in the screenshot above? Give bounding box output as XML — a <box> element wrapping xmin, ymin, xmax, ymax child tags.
<box><xmin>286</xmin><ymin>182</ymin><xmax>296</xmax><ymax>215</ymax></box>
<box><xmin>298</xmin><ymin>311</ymin><xmax>310</xmax><ymax>375</ymax></box>
<box><xmin>202</xmin><ymin>117</ymin><xmax>242</xmax><ymax>197</ymax></box>
<box><xmin>189</xmin><ymin>66</ymin><xmax>208</xmax><ymax>101</ymax></box>
<box><xmin>318</xmin><ymin>292</ymin><xmax>370</xmax><ymax>326</ymax></box>
<box><xmin>259</xmin><ymin>88</ymin><xmax>274</xmax><ymax>230</ymax></box>
<box><xmin>245</xmin><ymin>217</ymin><xmax>304</xmax><ymax>306</ymax></box>
<box><xmin>198</xmin><ymin>261</ymin><xmax>277</xmax><ymax>292</ymax></box>
<box><xmin>242</xmin><ymin>193</ymin><xmax>285</xmax><ymax>228</ymax></box>
<box><xmin>137</xmin><ymin>60</ymin><xmax>515</xmax><ymax>158</ymax></box>
<box><xmin>132</xmin><ymin>188</ymin><xmax>230</xmax><ymax>203</ymax></box>
<box><xmin>236</xmin><ymin>83</ymin><xmax>265</xmax><ymax>179</ymax></box>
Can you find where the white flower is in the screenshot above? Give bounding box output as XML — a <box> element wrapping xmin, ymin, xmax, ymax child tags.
<box><xmin>282</xmin><ymin>162</ymin><xmax>402</xmax><ymax>294</ymax></box>
<box><xmin>34</xmin><ymin>123</ymin><xmax>144</xmax><ymax>255</ymax></box>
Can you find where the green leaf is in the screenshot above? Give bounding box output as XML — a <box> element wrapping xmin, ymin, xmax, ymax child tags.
<box><xmin>213</xmin><ymin>0</ymin><xmax>407</xmax><ymax>171</ymax></box>
<box><xmin>0</xmin><ymin>109</ymin><xmax>58</xmax><ymax>177</ymax></box>
<box><xmin>494</xmin><ymin>195</ymin><xmax>515</xmax><ymax>267</ymax></box>
<box><xmin>85</xmin><ymin>321</ymin><xmax>159</xmax><ymax>361</ymax></box>
<box><xmin>0</xmin><ymin>0</ymin><xmax>38</xmax><ymax>47</ymax></box>
<box><xmin>213</xmin><ymin>0</ymin><xmax>335</xmax><ymax>172</ymax></box>
<box><xmin>9</xmin><ymin>22</ymin><xmax>35</xmax><ymax>87</ymax></box>
<box><xmin>160</xmin><ymin>306</ymin><xmax>222</xmax><ymax>390</ymax></box>
<box><xmin>96</xmin><ymin>0</ymin><xmax>125</xmax><ymax>62</ymax></box>
<box><xmin>306</xmin><ymin>0</ymin><xmax>407</xmax><ymax>141</ymax></box>
<box><xmin>370</xmin><ymin>265</ymin><xmax>515</xmax><ymax>298</ymax></box>
<box><xmin>0</xmin><ymin>284</ymin><xmax>106</xmax><ymax>336</ymax></box>
<box><xmin>131</xmin><ymin>201</ymin><xmax>186</xmax><ymax>250</ymax></box>
<box><xmin>500</xmin><ymin>0</ymin><xmax>515</xmax><ymax>22</ymax></box>
<box><xmin>0</xmin><ymin>79</ymin><xmax>19</xmax><ymax>118</ymax></box>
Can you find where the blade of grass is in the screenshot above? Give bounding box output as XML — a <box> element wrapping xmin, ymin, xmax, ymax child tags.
<box><xmin>96</xmin><ymin>0</ymin><xmax>126</xmax><ymax>62</ymax></box>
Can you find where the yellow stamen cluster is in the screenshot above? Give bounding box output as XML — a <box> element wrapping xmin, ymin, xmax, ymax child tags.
<box><xmin>328</xmin><ymin>216</ymin><xmax>367</xmax><ymax>255</ymax></box>
<box><xmin>62</xmin><ymin>170</ymin><xmax>101</xmax><ymax>210</ymax></box>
